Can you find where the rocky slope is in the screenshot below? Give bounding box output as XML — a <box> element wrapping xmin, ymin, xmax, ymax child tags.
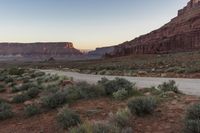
<box><xmin>0</xmin><ymin>42</ymin><xmax>82</xmax><ymax>59</ymax></box>
<box><xmin>87</xmin><ymin>46</ymin><xmax>114</xmax><ymax>58</ymax></box>
<box><xmin>108</xmin><ymin>0</ymin><xmax>200</xmax><ymax>57</ymax></box>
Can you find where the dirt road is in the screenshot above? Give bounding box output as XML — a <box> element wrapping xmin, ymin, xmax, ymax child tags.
<box><xmin>42</xmin><ymin>69</ymin><xmax>200</xmax><ymax>96</ymax></box>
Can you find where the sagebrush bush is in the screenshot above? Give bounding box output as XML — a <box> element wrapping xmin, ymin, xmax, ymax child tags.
<box><xmin>76</xmin><ymin>82</ymin><xmax>105</xmax><ymax>99</ymax></box>
<box><xmin>42</xmin><ymin>91</ymin><xmax>67</xmax><ymax>109</ymax></box>
<box><xmin>4</xmin><ymin>76</ymin><xmax>14</xmax><ymax>83</ymax></box>
<box><xmin>0</xmin><ymin>84</ymin><xmax>5</xmax><ymax>92</ymax></box>
<box><xmin>92</xmin><ymin>123</ymin><xmax>119</xmax><ymax>133</ymax></box>
<box><xmin>128</xmin><ymin>96</ymin><xmax>157</xmax><ymax>116</ymax></box>
<box><xmin>113</xmin><ymin>89</ymin><xmax>128</xmax><ymax>100</ymax></box>
<box><xmin>31</xmin><ymin>71</ymin><xmax>45</xmax><ymax>78</ymax></box>
<box><xmin>98</xmin><ymin>78</ymin><xmax>134</xmax><ymax>95</ymax></box>
<box><xmin>185</xmin><ymin>103</ymin><xmax>200</xmax><ymax>133</ymax></box>
<box><xmin>185</xmin><ymin>120</ymin><xmax>200</xmax><ymax>133</ymax></box>
<box><xmin>186</xmin><ymin>103</ymin><xmax>200</xmax><ymax>120</ymax></box>
<box><xmin>141</xmin><ymin>86</ymin><xmax>161</xmax><ymax>95</ymax></box>
<box><xmin>109</xmin><ymin>108</ymin><xmax>131</xmax><ymax>129</ymax></box>
<box><xmin>65</xmin><ymin>87</ymin><xmax>81</xmax><ymax>102</ymax></box>
<box><xmin>26</xmin><ymin>87</ymin><xmax>40</xmax><ymax>98</ymax></box>
<box><xmin>0</xmin><ymin>102</ymin><xmax>13</xmax><ymax>120</ymax></box>
<box><xmin>12</xmin><ymin>82</ymin><xmax>37</xmax><ymax>93</ymax></box>
<box><xmin>69</xmin><ymin>122</ymin><xmax>93</xmax><ymax>133</ymax></box>
<box><xmin>24</xmin><ymin>105</ymin><xmax>40</xmax><ymax>117</ymax></box>
<box><xmin>158</xmin><ymin>80</ymin><xmax>179</xmax><ymax>93</ymax></box>
<box><xmin>57</xmin><ymin>108</ymin><xmax>81</xmax><ymax>129</ymax></box>
<box><xmin>12</xmin><ymin>93</ymin><xmax>30</xmax><ymax>103</ymax></box>
<box><xmin>8</xmin><ymin>68</ymin><xmax>25</xmax><ymax>75</ymax></box>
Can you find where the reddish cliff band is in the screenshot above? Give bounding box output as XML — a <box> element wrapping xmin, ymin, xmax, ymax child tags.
<box><xmin>107</xmin><ymin>0</ymin><xmax>200</xmax><ymax>57</ymax></box>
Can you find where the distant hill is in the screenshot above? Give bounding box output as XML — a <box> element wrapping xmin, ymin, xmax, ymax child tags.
<box><xmin>106</xmin><ymin>0</ymin><xmax>200</xmax><ymax>57</ymax></box>
<box><xmin>0</xmin><ymin>42</ymin><xmax>82</xmax><ymax>60</ymax></box>
<box><xmin>87</xmin><ymin>46</ymin><xmax>114</xmax><ymax>58</ymax></box>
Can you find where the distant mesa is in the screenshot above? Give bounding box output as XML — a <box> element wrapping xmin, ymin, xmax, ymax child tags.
<box><xmin>0</xmin><ymin>42</ymin><xmax>82</xmax><ymax>60</ymax></box>
<box><xmin>105</xmin><ymin>0</ymin><xmax>200</xmax><ymax>57</ymax></box>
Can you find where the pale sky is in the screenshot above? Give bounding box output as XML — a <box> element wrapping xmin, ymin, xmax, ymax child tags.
<box><xmin>0</xmin><ymin>0</ymin><xmax>188</xmax><ymax>49</ymax></box>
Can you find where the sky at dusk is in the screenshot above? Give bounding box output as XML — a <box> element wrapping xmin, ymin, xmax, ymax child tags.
<box><xmin>0</xmin><ymin>0</ymin><xmax>188</xmax><ymax>49</ymax></box>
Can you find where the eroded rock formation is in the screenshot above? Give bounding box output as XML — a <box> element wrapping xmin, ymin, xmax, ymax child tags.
<box><xmin>0</xmin><ymin>42</ymin><xmax>82</xmax><ymax>58</ymax></box>
<box><xmin>108</xmin><ymin>0</ymin><xmax>200</xmax><ymax>57</ymax></box>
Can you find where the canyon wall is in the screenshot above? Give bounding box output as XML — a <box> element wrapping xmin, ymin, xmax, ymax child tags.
<box><xmin>108</xmin><ymin>0</ymin><xmax>200</xmax><ymax>57</ymax></box>
<box><xmin>0</xmin><ymin>42</ymin><xmax>82</xmax><ymax>59</ymax></box>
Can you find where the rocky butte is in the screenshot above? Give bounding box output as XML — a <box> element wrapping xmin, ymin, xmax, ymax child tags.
<box><xmin>0</xmin><ymin>42</ymin><xmax>82</xmax><ymax>59</ymax></box>
<box><xmin>107</xmin><ymin>0</ymin><xmax>200</xmax><ymax>57</ymax></box>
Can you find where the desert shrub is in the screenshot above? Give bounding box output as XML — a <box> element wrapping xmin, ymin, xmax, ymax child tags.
<box><xmin>8</xmin><ymin>68</ymin><xmax>25</xmax><ymax>75</ymax></box>
<box><xmin>8</xmin><ymin>82</ymin><xmax>17</xmax><ymax>87</ymax></box>
<box><xmin>98</xmin><ymin>78</ymin><xmax>134</xmax><ymax>95</ymax></box>
<box><xmin>185</xmin><ymin>120</ymin><xmax>200</xmax><ymax>133</ymax></box>
<box><xmin>31</xmin><ymin>71</ymin><xmax>45</xmax><ymax>78</ymax></box>
<box><xmin>43</xmin><ymin>84</ymin><xmax>60</xmax><ymax>93</ymax></box>
<box><xmin>109</xmin><ymin>108</ymin><xmax>131</xmax><ymax>129</ymax></box>
<box><xmin>76</xmin><ymin>82</ymin><xmax>105</xmax><ymax>99</ymax></box>
<box><xmin>12</xmin><ymin>83</ymin><xmax>37</xmax><ymax>93</ymax></box>
<box><xmin>65</xmin><ymin>87</ymin><xmax>81</xmax><ymax>102</ymax></box>
<box><xmin>26</xmin><ymin>87</ymin><xmax>40</xmax><ymax>98</ymax></box>
<box><xmin>186</xmin><ymin>103</ymin><xmax>200</xmax><ymax>120</ymax></box>
<box><xmin>69</xmin><ymin>122</ymin><xmax>93</xmax><ymax>133</ymax></box>
<box><xmin>24</xmin><ymin>105</ymin><xmax>40</xmax><ymax>117</ymax></box>
<box><xmin>4</xmin><ymin>76</ymin><xmax>14</xmax><ymax>83</ymax></box>
<box><xmin>57</xmin><ymin>108</ymin><xmax>81</xmax><ymax>129</ymax></box>
<box><xmin>113</xmin><ymin>89</ymin><xmax>128</xmax><ymax>100</ymax></box>
<box><xmin>42</xmin><ymin>91</ymin><xmax>67</xmax><ymax>109</ymax></box>
<box><xmin>12</xmin><ymin>93</ymin><xmax>30</xmax><ymax>103</ymax></box>
<box><xmin>184</xmin><ymin>103</ymin><xmax>200</xmax><ymax>133</ymax></box>
<box><xmin>158</xmin><ymin>80</ymin><xmax>179</xmax><ymax>93</ymax></box>
<box><xmin>0</xmin><ymin>84</ymin><xmax>5</xmax><ymax>92</ymax></box>
<box><xmin>0</xmin><ymin>75</ymin><xmax>6</xmax><ymax>81</ymax></box>
<box><xmin>0</xmin><ymin>102</ymin><xmax>13</xmax><ymax>120</ymax></box>
<box><xmin>92</xmin><ymin>123</ymin><xmax>119</xmax><ymax>133</ymax></box>
<box><xmin>141</xmin><ymin>86</ymin><xmax>161</xmax><ymax>95</ymax></box>
<box><xmin>128</xmin><ymin>96</ymin><xmax>157</xmax><ymax>116</ymax></box>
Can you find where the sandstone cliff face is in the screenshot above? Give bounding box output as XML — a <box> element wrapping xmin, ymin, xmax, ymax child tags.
<box><xmin>0</xmin><ymin>42</ymin><xmax>82</xmax><ymax>58</ymax></box>
<box><xmin>109</xmin><ymin>0</ymin><xmax>200</xmax><ymax>57</ymax></box>
<box><xmin>87</xmin><ymin>46</ymin><xmax>114</xmax><ymax>58</ymax></box>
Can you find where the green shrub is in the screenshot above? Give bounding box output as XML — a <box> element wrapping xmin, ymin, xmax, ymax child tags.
<box><xmin>4</xmin><ymin>76</ymin><xmax>14</xmax><ymax>83</ymax></box>
<box><xmin>0</xmin><ymin>102</ymin><xmax>13</xmax><ymax>120</ymax></box>
<box><xmin>141</xmin><ymin>86</ymin><xmax>161</xmax><ymax>95</ymax></box>
<box><xmin>184</xmin><ymin>103</ymin><xmax>200</xmax><ymax>133</ymax></box>
<box><xmin>113</xmin><ymin>89</ymin><xmax>128</xmax><ymax>100</ymax></box>
<box><xmin>69</xmin><ymin>122</ymin><xmax>93</xmax><ymax>133</ymax></box>
<box><xmin>0</xmin><ymin>84</ymin><xmax>5</xmax><ymax>92</ymax></box>
<box><xmin>42</xmin><ymin>91</ymin><xmax>67</xmax><ymax>109</ymax></box>
<box><xmin>31</xmin><ymin>71</ymin><xmax>45</xmax><ymax>78</ymax></box>
<box><xmin>57</xmin><ymin>108</ymin><xmax>81</xmax><ymax>129</ymax></box>
<box><xmin>76</xmin><ymin>82</ymin><xmax>105</xmax><ymax>99</ymax></box>
<box><xmin>92</xmin><ymin>123</ymin><xmax>119</xmax><ymax>133</ymax></box>
<box><xmin>185</xmin><ymin>120</ymin><xmax>200</xmax><ymax>133</ymax></box>
<box><xmin>128</xmin><ymin>96</ymin><xmax>157</xmax><ymax>116</ymax></box>
<box><xmin>24</xmin><ymin>105</ymin><xmax>40</xmax><ymax>117</ymax></box>
<box><xmin>12</xmin><ymin>83</ymin><xmax>37</xmax><ymax>93</ymax></box>
<box><xmin>109</xmin><ymin>108</ymin><xmax>131</xmax><ymax>129</ymax></box>
<box><xmin>186</xmin><ymin>103</ymin><xmax>200</xmax><ymax>120</ymax></box>
<box><xmin>65</xmin><ymin>87</ymin><xmax>81</xmax><ymax>102</ymax></box>
<box><xmin>21</xmin><ymin>83</ymin><xmax>37</xmax><ymax>91</ymax></box>
<box><xmin>158</xmin><ymin>80</ymin><xmax>179</xmax><ymax>93</ymax></box>
<box><xmin>26</xmin><ymin>87</ymin><xmax>40</xmax><ymax>98</ymax></box>
<box><xmin>98</xmin><ymin>78</ymin><xmax>134</xmax><ymax>95</ymax></box>
<box><xmin>12</xmin><ymin>93</ymin><xmax>30</xmax><ymax>103</ymax></box>
<box><xmin>8</xmin><ymin>68</ymin><xmax>25</xmax><ymax>75</ymax></box>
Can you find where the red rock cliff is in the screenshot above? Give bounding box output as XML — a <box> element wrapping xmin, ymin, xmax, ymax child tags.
<box><xmin>108</xmin><ymin>0</ymin><xmax>200</xmax><ymax>56</ymax></box>
<box><xmin>0</xmin><ymin>42</ymin><xmax>82</xmax><ymax>57</ymax></box>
